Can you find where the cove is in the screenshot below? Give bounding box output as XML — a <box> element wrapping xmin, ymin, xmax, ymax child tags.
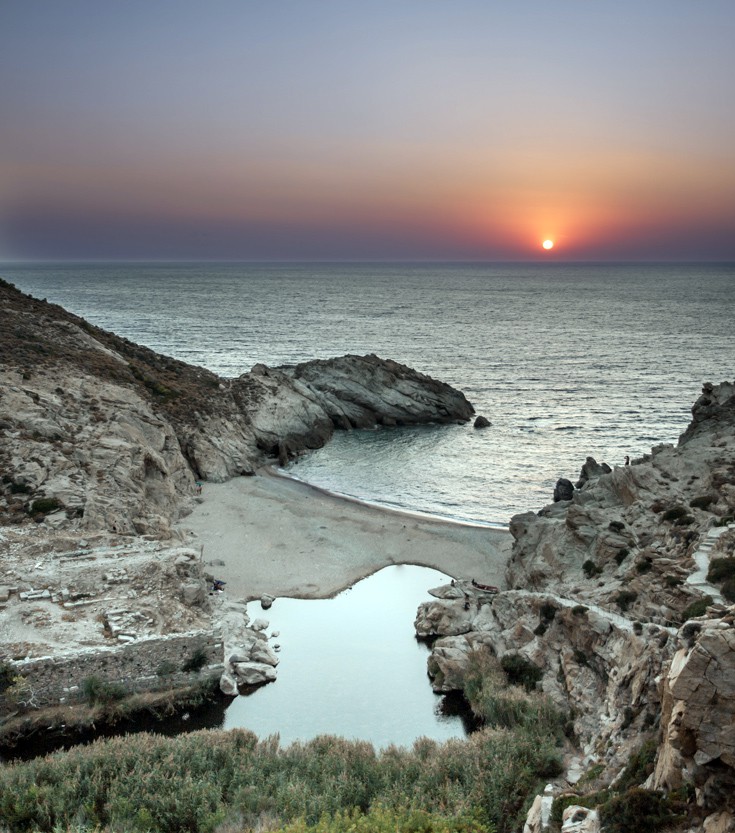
<box><xmin>224</xmin><ymin>564</ymin><xmax>473</xmax><ymax>748</ymax></box>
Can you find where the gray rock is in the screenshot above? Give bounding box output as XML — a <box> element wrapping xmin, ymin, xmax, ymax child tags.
<box><xmin>250</xmin><ymin>618</ymin><xmax>269</xmax><ymax>631</ymax></box>
<box><xmin>260</xmin><ymin>594</ymin><xmax>275</xmax><ymax>610</ymax></box>
<box><xmin>232</xmin><ymin>661</ymin><xmax>277</xmax><ymax>686</ymax></box>
<box><xmin>553</xmin><ymin>478</ymin><xmax>574</xmax><ymax>502</ymax></box>
<box><xmin>473</xmin><ymin>415</ymin><xmax>491</xmax><ymax>429</ymax></box>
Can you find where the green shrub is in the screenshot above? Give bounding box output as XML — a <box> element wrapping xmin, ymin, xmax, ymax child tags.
<box><xmin>664</xmin><ymin>575</ymin><xmax>682</xmax><ymax>587</ymax></box>
<box><xmin>674</xmin><ymin>514</ymin><xmax>695</xmax><ymax>526</ymax></box>
<box><xmin>616</xmin><ymin>739</ymin><xmax>657</xmax><ymax>791</ymax></box>
<box><xmin>571</xmin><ymin>605</ymin><xmax>588</xmax><ymax>616</ymax></box>
<box><xmin>0</xmin><ymin>726</ymin><xmax>560</xmax><ymax>833</ymax></box>
<box><xmin>681</xmin><ymin>596</ymin><xmax>713</xmax><ymax>621</ymax></box>
<box><xmin>689</xmin><ymin>495</ymin><xmax>715</xmax><ymax>510</ymax></box>
<box><xmin>635</xmin><ymin>558</ymin><xmax>652</xmax><ymax>574</ymax></box>
<box><xmin>722</xmin><ymin>578</ymin><xmax>735</xmax><ymax>603</ymax></box>
<box><xmin>0</xmin><ymin>660</ymin><xmax>16</xmax><ymax>694</ymax></box>
<box><xmin>500</xmin><ymin>655</ymin><xmax>543</xmax><ymax>692</ymax></box>
<box><xmin>156</xmin><ymin>660</ymin><xmax>178</xmax><ymax>677</ymax></box>
<box><xmin>182</xmin><ymin>647</ymin><xmax>209</xmax><ymax>673</ymax></box>
<box><xmin>614</xmin><ymin>590</ymin><xmax>638</xmax><ymax>612</ymax></box>
<box><xmin>9</xmin><ymin>483</ymin><xmax>30</xmax><ymax>494</ymax></box>
<box><xmin>82</xmin><ymin>675</ymin><xmax>127</xmax><ymax>705</ymax></box>
<box><xmin>28</xmin><ymin>497</ymin><xmax>61</xmax><ymax>515</ymax></box>
<box><xmin>276</xmin><ymin>804</ymin><xmax>493</xmax><ymax>833</ymax></box>
<box><xmin>582</xmin><ymin>560</ymin><xmax>601</xmax><ymax>578</ymax></box>
<box><xmin>539</xmin><ymin>602</ymin><xmax>557</xmax><ymax>622</ymax></box>
<box><xmin>572</xmin><ymin>650</ymin><xmax>589</xmax><ymax>667</ymax></box>
<box><xmin>599</xmin><ymin>788</ymin><xmax>684</xmax><ymax>833</ymax></box>
<box><xmin>614</xmin><ymin>548</ymin><xmax>629</xmax><ymax>565</ymax></box>
<box><xmin>707</xmin><ymin>557</ymin><xmax>735</xmax><ymax>584</ymax></box>
<box><xmin>662</xmin><ymin>506</ymin><xmax>687</xmax><ymax>521</ymax></box>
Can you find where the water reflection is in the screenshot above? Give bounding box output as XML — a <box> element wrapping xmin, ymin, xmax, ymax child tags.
<box><xmin>224</xmin><ymin>564</ymin><xmax>471</xmax><ymax>748</ymax></box>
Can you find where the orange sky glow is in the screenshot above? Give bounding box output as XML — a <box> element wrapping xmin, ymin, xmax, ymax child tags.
<box><xmin>1</xmin><ymin>2</ymin><xmax>733</xmax><ymax>261</ymax></box>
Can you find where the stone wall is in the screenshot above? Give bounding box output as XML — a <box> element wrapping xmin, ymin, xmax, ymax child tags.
<box><xmin>1</xmin><ymin>630</ymin><xmax>223</xmax><ymax>712</ymax></box>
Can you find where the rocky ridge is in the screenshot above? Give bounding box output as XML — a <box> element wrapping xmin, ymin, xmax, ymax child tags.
<box><xmin>0</xmin><ymin>278</ymin><xmax>474</xmax><ymax>707</ymax></box>
<box><xmin>416</xmin><ymin>382</ymin><xmax>735</xmax><ymax>831</ymax></box>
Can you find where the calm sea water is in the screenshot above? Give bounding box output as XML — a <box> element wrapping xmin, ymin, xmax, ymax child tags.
<box><xmin>224</xmin><ymin>565</ymin><xmax>472</xmax><ymax>747</ymax></box>
<box><xmin>3</xmin><ymin>261</ymin><xmax>734</xmax><ymax>524</ymax></box>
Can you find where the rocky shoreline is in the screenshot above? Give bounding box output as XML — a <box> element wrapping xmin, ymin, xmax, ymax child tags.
<box><xmin>415</xmin><ymin>382</ymin><xmax>735</xmax><ymax>832</ymax></box>
<box><xmin>4</xmin><ymin>277</ymin><xmax>735</xmax><ymax>829</ymax></box>
<box><xmin>0</xmin><ymin>278</ymin><xmax>480</xmax><ymax>725</ymax></box>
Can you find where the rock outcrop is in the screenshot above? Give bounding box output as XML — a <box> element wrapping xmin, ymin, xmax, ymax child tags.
<box><xmin>1</xmin><ymin>278</ymin><xmax>474</xmax><ymax>535</ymax></box>
<box><xmin>417</xmin><ymin>381</ymin><xmax>735</xmax><ymax>829</ymax></box>
<box><xmin>0</xmin><ymin>278</ymin><xmax>474</xmax><ymax>706</ymax></box>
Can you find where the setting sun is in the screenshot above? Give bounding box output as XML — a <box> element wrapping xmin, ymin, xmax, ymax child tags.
<box><xmin>542</xmin><ymin>239</ymin><xmax>554</xmax><ymax>250</ymax></box>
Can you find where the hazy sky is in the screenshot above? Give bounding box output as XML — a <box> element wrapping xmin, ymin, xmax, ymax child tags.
<box><xmin>1</xmin><ymin>1</ymin><xmax>734</xmax><ymax>261</ymax></box>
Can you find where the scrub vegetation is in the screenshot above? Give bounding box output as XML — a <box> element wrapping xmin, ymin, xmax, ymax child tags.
<box><xmin>0</xmin><ymin>653</ymin><xmax>567</xmax><ymax>833</ymax></box>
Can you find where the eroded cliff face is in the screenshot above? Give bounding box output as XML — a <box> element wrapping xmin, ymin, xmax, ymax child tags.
<box><xmin>0</xmin><ymin>278</ymin><xmax>473</xmax><ymax>536</ymax></box>
<box><xmin>417</xmin><ymin>381</ymin><xmax>735</xmax><ymax>829</ymax></box>
<box><xmin>0</xmin><ymin>279</ymin><xmax>474</xmax><ymax>697</ymax></box>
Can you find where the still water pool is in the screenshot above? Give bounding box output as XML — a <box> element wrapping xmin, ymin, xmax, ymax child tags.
<box><xmin>224</xmin><ymin>564</ymin><xmax>472</xmax><ymax>748</ymax></box>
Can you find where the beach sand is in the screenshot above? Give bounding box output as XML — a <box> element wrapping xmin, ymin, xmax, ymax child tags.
<box><xmin>177</xmin><ymin>469</ymin><xmax>511</xmax><ymax>601</ymax></box>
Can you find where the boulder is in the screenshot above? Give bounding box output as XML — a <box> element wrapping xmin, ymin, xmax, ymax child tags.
<box><xmin>473</xmin><ymin>415</ymin><xmax>491</xmax><ymax>429</ymax></box>
<box><xmin>553</xmin><ymin>478</ymin><xmax>574</xmax><ymax>502</ymax></box>
<box><xmin>232</xmin><ymin>661</ymin><xmax>277</xmax><ymax>687</ymax></box>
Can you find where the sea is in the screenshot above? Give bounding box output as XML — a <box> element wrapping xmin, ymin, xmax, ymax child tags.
<box><xmin>4</xmin><ymin>261</ymin><xmax>733</xmax><ymax>526</ymax></box>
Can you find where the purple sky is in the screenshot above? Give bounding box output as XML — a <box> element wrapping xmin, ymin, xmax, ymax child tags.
<box><xmin>1</xmin><ymin>1</ymin><xmax>734</xmax><ymax>261</ymax></box>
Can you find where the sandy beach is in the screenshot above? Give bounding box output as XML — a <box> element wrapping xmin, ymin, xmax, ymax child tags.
<box><xmin>177</xmin><ymin>469</ymin><xmax>511</xmax><ymax>601</ymax></box>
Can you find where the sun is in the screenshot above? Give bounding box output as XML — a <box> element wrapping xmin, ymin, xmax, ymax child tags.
<box><xmin>542</xmin><ymin>239</ymin><xmax>554</xmax><ymax>250</ymax></box>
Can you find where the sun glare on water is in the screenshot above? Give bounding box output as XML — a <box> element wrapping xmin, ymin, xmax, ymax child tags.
<box><xmin>542</xmin><ymin>239</ymin><xmax>554</xmax><ymax>250</ymax></box>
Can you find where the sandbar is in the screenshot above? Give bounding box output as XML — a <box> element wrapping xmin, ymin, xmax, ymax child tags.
<box><xmin>177</xmin><ymin>469</ymin><xmax>511</xmax><ymax>601</ymax></box>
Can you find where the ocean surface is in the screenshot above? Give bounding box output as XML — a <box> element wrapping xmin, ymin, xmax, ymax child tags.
<box><xmin>3</xmin><ymin>261</ymin><xmax>734</xmax><ymax>525</ymax></box>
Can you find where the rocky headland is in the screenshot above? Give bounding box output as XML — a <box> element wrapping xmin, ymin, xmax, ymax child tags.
<box><xmin>0</xmin><ymin>277</ymin><xmax>477</xmax><ymax>721</ymax></box>
<box><xmin>416</xmin><ymin>382</ymin><xmax>735</xmax><ymax>831</ymax></box>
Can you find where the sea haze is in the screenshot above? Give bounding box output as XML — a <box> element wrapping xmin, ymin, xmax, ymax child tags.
<box><xmin>4</xmin><ymin>261</ymin><xmax>734</xmax><ymax>524</ymax></box>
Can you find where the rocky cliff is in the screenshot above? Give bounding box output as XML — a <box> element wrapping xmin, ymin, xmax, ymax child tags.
<box><xmin>0</xmin><ymin>278</ymin><xmax>474</xmax><ymax>706</ymax></box>
<box><xmin>0</xmin><ymin>278</ymin><xmax>473</xmax><ymax>537</ymax></box>
<box><xmin>416</xmin><ymin>382</ymin><xmax>735</xmax><ymax>831</ymax></box>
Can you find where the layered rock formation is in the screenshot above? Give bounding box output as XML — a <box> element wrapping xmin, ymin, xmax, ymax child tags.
<box><xmin>417</xmin><ymin>381</ymin><xmax>735</xmax><ymax>829</ymax></box>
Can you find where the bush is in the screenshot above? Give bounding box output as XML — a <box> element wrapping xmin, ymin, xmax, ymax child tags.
<box><xmin>635</xmin><ymin>558</ymin><xmax>652</xmax><ymax>574</ymax></box>
<box><xmin>674</xmin><ymin>514</ymin><xmax>695</xmax><ymax>526</ymax></box>
<box><xmin>500</xmin><ymin>655</ymin><xmax>543</xmax><ymax>692</ymax></box>
<box><xmin>662</xmin><ymin>506</ymin><xmax>687</xmax><ymax>521</ymax></box>
<box><xmin>277</xmin><ymin>806</ymin><xmax>494</xmax><ymax>833</ymax></box>
<box><xmin>571</xmin><ymin>605</ymin><xmax>588</xmax><ymax>616</ymax></box>
<box><xmin>707</xmin><ymin>557</ymin><xmax>735</xmax><ymax>584</ymax></box>
<box><xmin>0</xmin><ymin>660</ymin><xmax>15</xmax><ymax>693</ymax></box>
<box><xmin>608</xmin><ymin>521</ymin><xmax>625</xmax><ymax>532</ymax></box>
<box><xmin>614</xmin><ymin>548</ymin><xmax>629</xmax><ymax>565</ymax></box>
<box><xmin>599</xmin><ymin>788</ymin><xmax>684</xmax><ymax>833</ymax></box>
<box><xmin>690</xmin><ymin>495</ymin><xmax>715</xmax><ymax>510</ymax></box>
<box><xmin>681</xmin><ymin>596</ymin><xmax>713</xmax><ymax>621</ymax></box>
<box><xmin>539</xmin><ymin>602</ymin><xmax>557</xmax><ymax>622</ymax></box>
<box><xmin>157</xmin><ymin>660</ymin><xmax>178</xmax><ymax>677</ymax></box>
<box><xmin>614</xmin><ymin>590</ymin><xmax>638</xmax><ymax>612</ymax></box>
<box><xmin>82</xmin><ymin>675</ymin><xmax>126</xmax><ymax>705</ymax></box>
<box><xmin>182</xmin><ymin>647</ymin><xmax>209</xmax><ymax>673</ymax></box>
<box><xmin>572</xmin><ymin>650</ymin><xmax>589</xmax><ymax>667</ymax></box>
<box><xmin>582</xmin><ymin>560</ymin><xmax>601</xmax><ymax>578</ymax></box>
<box><xmin>9</xmin><ymin>483</ymin><xmax>30</xmax><ymax>494</ymax></box>
<box><xmin>28</xmin><ymin>497</ymin><xmax>61</xmax><ymax>515</ymax></box>
<box><xmin>722</xmin><ymin>578</ymin><xmax>735</xmax><ymax>603</ymax></box>
<box><xmin>0</xmin><ymin>726</ymin><xmax>561</xmax><ymax>833</ymax></box>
